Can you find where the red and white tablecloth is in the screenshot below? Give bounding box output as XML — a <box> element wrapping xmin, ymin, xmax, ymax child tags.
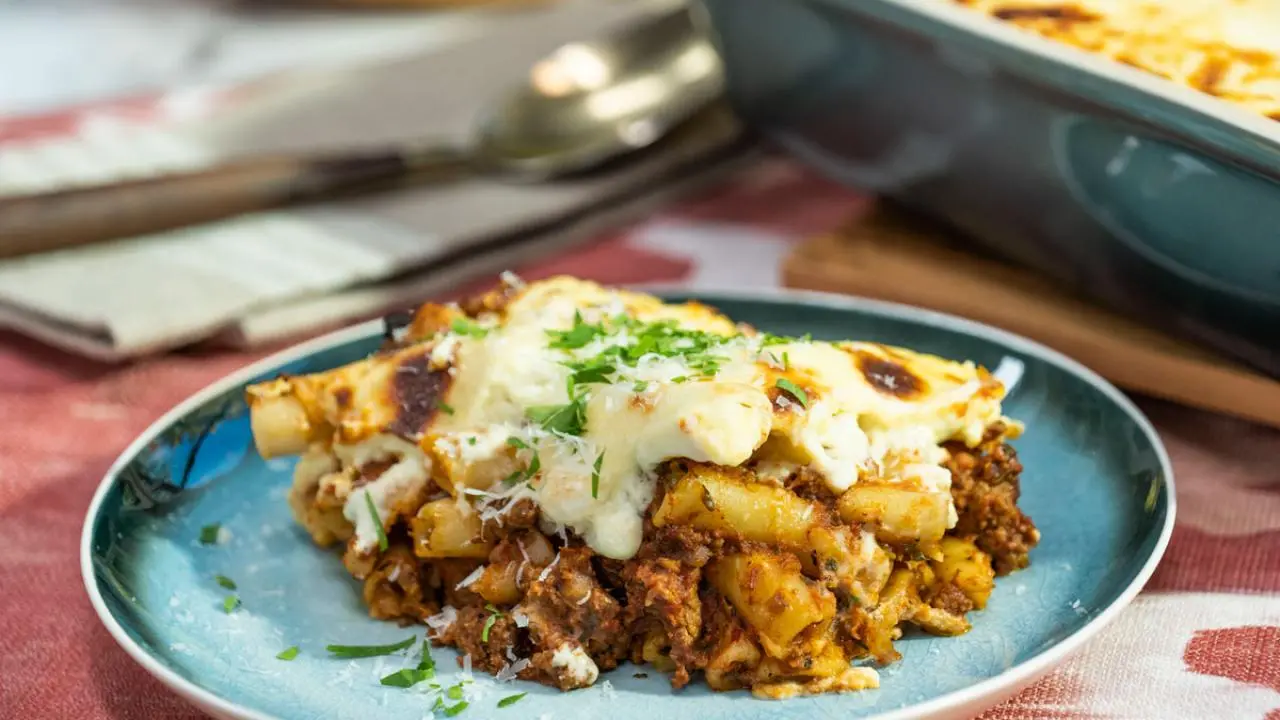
<box><xmin>1</xmin><ymin>118</ymin><xmax>1278</xmax><ymax>720</ymax></box>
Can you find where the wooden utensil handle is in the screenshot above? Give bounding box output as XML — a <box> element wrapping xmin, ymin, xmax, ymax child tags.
<box><xmin>0</xmin><ymin>146</ymin><xmax>469</xmax><ymax>259</ymax></box>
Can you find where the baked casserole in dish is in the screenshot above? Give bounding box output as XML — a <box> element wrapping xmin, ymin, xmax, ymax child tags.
<box><xmin>697</xmin><ymin>0</ymin><xmax>1280</xmax><ymax>376</ymax></box>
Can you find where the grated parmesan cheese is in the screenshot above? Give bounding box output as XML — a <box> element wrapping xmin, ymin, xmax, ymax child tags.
<box><xmin>455</xmin><ymin>566</ymin><xmax>485</xmax><ymax>591</ymax></box>
<box><xmin>340</xmin><ymin>442</ymin><xmax>431</xmax><ymax>553</ymax></box>
<box><xmin>500</xmin><ymin>270</ymin><xmax>526</xmax><ymax>289</ymax></box>
<box><xmin>429</xmin><ymin>334</ymin><xmax>460</xmax><ymax>369</ymax></box>
<box><xmin>538</xmin><ymin>553</ymin><xmax>561</xmax><ymax>583</ymax></box>
<box><xmin>425</xmin><ymin>605</ymin><xmax>458</xmax><ymax>637</ymax></box>
<box><xmin>550</xmin><ymin>643</ymin><xmax>598</xmax><ymax>686</ymax></box>
<box><xmin>496</xmin><ymin>657</ymin><xmax>531</xmax><ymax>683</ymax></box>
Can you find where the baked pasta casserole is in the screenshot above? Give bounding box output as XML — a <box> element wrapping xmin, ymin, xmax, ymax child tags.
<box><xmin>245</xmin><ymin>276</ymin><xmax>1040</xmax><ymax>698</ymax></box>
<box><xmin>955</xmin><ymin>0</ymin><xmax>1280</xmax><ymax>119</ymax></box>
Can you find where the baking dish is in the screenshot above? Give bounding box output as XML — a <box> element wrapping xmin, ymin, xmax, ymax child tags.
<box><xmin>696</xmin><ymin>0</ymin><xmax>1280</xmax><ymax>377</ymax></box>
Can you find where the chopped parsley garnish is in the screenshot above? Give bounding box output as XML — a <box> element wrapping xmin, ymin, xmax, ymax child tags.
<box><xmin>437</xmin><ymin>401</ymin><xmax>455</xmax><ymax>415</ymax></box>
<box><xmin>446</xmin><ymin>683</ymin><xmax>467</xmax><ymax>700</ymax></box>
<box><xmin>568</xmin><ymin>359</ymin><xmax>616</xmax><ymax>385</ymax></box>
<box><xmin>199</xmin><ymin>523</ymin><xmax>221</xmax><ymax>545</ymax></box>
<box><xmin>782</xmin><ymin>351</ymin><xmax>791</xmax><ymax>370</ymax></box>
<box><xmin>363</xmin><ymin>490</ymin><xmax>389</xmax><ymax>552</ymax></box>
<box><xmin>540</xmin><ymin>315</ymin><xmax>760</xmax><ymax>436</ymax></box>
<box><xmin>523</xmin><ymin>452</ymin><xmax>541</xmax><ymax>480</ymax></box>
<box><xmin>527</xmin><ymin>395</ymin><xmax>587</xmax><ymax>436</ymax></box>
<box><xmin>481</xmin><ymin>604</ymin><xmax>501</xmax><ymax>643</ymax></box>
<box><xmin>591</xmin><ymin>452</ymin><xmax>604</xmax><ymax>499</ymax></box>
<box><xmin>325</xmin><ymin>635</ymin><xmax>416</xmax><ymax>658</ymax></box>
<box><xmin>467</xmin><ymin>437</ymin><xmax>477</xmax><ymax>446</ymax></box>
<box><xmin>276</xmin><ymin>646</ymin><xmax>299</xmax><ymax>661</ymax></box>
<box><xmin>546</xmin><ymin>311</ymin><xmax>606</xmax><ymax>349</ymax></box>
<box><xmin>222</xmin><ymin>595</ymin><xmax>240</xmax><ymax>614</ymax></box>
<box><xmin>760</xmin><ymin>331</ymin><xmax>811</xmax><ymax>346</ymax></box>
<box><xmin>671</xmin><ymin>375</ymin><xmax>689</xmax><ymax>384</ymax></box>
<box><xmin>506</xmin><ymin>436</ymin><xmax>528</xmax><ymax>449</ymax></box>
<box><xmin>604</xmin><ymin>318</ymin><xmax>728</xmax><ymax>366</ymax></box>
<box><xmin>380</xmin><ymin>667</ymin><xmax>430</xmax><ymax>688</ymax></box>
<box><xmin>497</xmin><ymin>693</ymin><xmax>527</xmax><ymax>708</ymax></box>
<box><xmin>450</xmin><ymin>318</ymin><xmax>489</xmax><ymax>338</ymax></box>
<box><xmin>380</xmin><ymin>650</ymin><xmax>436</xmax><ymax>688</ymax></box>
<box><xmin>775</xmin><ymin>378</ymin><xmax>809</xmax><ymax>408</ymax></box>
<box><xmin>760</xmin><ymin>332</ymin><xmax>789</xmax><ymax>346</ymax></box>
<box><xmin>443</xmin><ymin>701</ymin><xmax>469</xmax><ymax>717</ymax></box>
<box><xmin>214</xmin><ymin>574</ymin><xmax>236</xmax><ymax>590</ymax></box>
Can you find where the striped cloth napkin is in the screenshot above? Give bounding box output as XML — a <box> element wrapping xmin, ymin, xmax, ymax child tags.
<box><xmin>0</xmin><ymin>0</ymin><xmax>745</xmax><ymax>360</ymax></box>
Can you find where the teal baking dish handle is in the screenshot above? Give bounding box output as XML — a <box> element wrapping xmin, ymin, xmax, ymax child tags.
<box><xmin>1053</xmin><ymin>115</ymin><xmax>1280</xmax><ymax>308</ymax></box>
<box><xmin>691</xmin><ymin>0</ymin><xmax>1000</xmax><ymax>193</ymax></box>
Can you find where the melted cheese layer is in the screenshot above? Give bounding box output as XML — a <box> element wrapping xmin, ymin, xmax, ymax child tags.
<box><xmin>419</xmin><ymin>278</ymin><xmax>1010</xmax><ymax>559</ymax></box>
<box><xmin>274</xmin><ymin>277</ymin><xmax>1012</xmax><ymax>558</ymax></box>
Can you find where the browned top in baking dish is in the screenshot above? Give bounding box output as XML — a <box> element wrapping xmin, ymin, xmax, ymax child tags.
<box><xmin>956</xmin><ymin>0</ymin><xmax>1280</xmax><ymax>119</ymax></box>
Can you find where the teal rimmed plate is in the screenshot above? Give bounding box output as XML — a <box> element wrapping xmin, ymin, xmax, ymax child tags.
<box><xmin>81</xmin><ymin>289</ymin><xmax>1175</xmax><ymax>720</ymax></box>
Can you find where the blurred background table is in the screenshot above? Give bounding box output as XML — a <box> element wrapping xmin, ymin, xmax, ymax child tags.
<box><xmin>0</xmin><ymin>0</ymin><xmax>517</xmax><ymax>116</ymax></box>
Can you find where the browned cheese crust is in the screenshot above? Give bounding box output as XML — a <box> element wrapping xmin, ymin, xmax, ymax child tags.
<box><xmin>954</xmin><ymin>0</ymin><xmax>1280</xmax><ymax>120</ymax></box>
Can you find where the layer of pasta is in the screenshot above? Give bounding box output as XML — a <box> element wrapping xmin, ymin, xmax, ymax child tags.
<box><xmin>245</xmin><ymin>275</ymin><xmax>1040</xmax><ymax>698</ymax></box>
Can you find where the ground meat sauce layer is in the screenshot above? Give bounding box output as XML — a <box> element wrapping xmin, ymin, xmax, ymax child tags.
<box><xmin>356</xmin><ymin>441</ymin><xmax>1038</xmax><ymax>694</ymax></box>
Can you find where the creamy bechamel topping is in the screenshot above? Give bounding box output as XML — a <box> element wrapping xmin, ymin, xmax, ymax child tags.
<box><xmin>335</xmin><ymin>277</ymin><xmax>1010</xmax><ymax>559</ymax></box>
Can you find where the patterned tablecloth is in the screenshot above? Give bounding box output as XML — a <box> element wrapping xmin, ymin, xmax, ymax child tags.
<box><xmin>1</xmin><ymin>158</ymin><xmax>1278</xmax><ymax>719</ymax></box>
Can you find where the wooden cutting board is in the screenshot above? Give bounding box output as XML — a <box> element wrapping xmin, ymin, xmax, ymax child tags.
<box><xmin>783</xmin><ymin>204</ymin><xmax>1280</xmax><ymax>429</ymax></box>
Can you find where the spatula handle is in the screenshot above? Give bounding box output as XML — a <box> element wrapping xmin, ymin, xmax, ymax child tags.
<box><xmin>0</xmin><ymin>146</ymin><xmax>469</xmax><ymax>259</ymax></box>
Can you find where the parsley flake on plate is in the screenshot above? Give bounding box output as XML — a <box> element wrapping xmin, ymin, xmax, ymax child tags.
<box><xmin>276</xmin><ymin>646</ymin><xmax>299</xmax><ymax>661</ymax></box>
<box><xmin>325</xmin><ymin>635</ymin><xmax>416</xmax><ymax>658</ymax></box>
<box><xmin>199</xmin><ymin>523</ymin><xmax>221</xmax><ymax>545</ymax></box>
<box><xmin>498</xmin><ymin>693</ymin><xmax>527</xmax><ymax>708</ymax></box>
<box><xmin>380</xmin><ymin>650</ymin><xmax>436</xmax><ymax>689</ymax></box>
